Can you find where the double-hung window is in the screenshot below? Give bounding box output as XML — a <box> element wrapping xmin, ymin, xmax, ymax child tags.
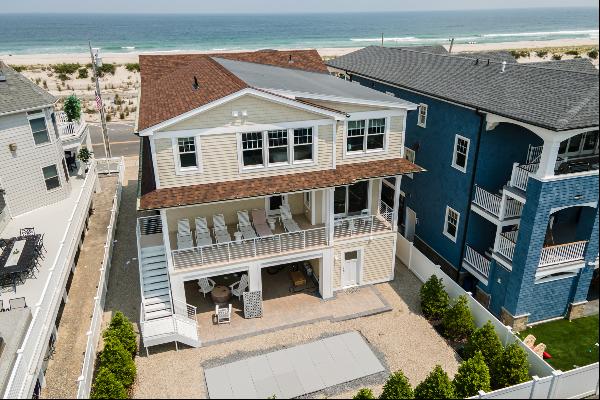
<box><xmin>417</xmin><ymin>104</ymin><xmax>428</xmax><ymax>128</ymax></box>
<box><xmin>241</xmin><ymin>132</ymin><xmax>264</xmax><ymax>167</ymax></box>
<box><xmin>443</xmin><ymin>206</ymin><xmax>460</xmax><ymax>242</ymax></box>
<box><xmin>42</xmin><ymin>165</ymin><xmax>61</xmax><ymax>191</ymax></box>
<box><xmin>268</xmin><ymin>130</ymin><xmax>288</xmax><ymax>164</ymax></box>
<box><xmin>346</xmin><ymin>118</ymin><xmax>386</xmax><ymax>154</ymax></box>
<box><xmin>404</xmin><ymin>147</ymin><xmax>416</xmax><ymax>179</ymax></box>
<box><xmin>293</xmin><ymin>128</ymin><xmax>313</xmax><ymax>162</ymax></box>
<box><xmin>28</xmin><ymin>111</ymin><xmax>50</xmax><ymax>145</ymax></box>
<box><xmin>452</xmin><ymin>135</ymin><xmax>470</xmax><ymax>173</ymax></box>
<box><xmin>177</xmin><ymin>137</ymin><xmax>199</xmax><ymax>171</ymax></box>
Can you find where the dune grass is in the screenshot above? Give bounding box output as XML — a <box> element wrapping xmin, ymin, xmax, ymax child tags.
<box><xmin>519</xmin><ymin>315</ymin><xmax>599</xmax><ymax>371</ymax></box>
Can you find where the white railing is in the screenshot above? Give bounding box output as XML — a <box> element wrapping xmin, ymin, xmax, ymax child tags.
<box><xmin>378</xmin><ymin>200</ymin><xmax>394</xmax><ymax>226</ymax></box>
<box><xmin>504</xmin><ymin>198</ymin><xmax>524</xmax><ymax>219</ymax></box>
<box><xmin>173</xmin><ymin>299</ymin><xmax>197</xmax><ymax>321</ymax></box>
<box><xmin>172</xmin><ymin>226</ymin><xmax>328</xmax><ymax>270</ymax></box>
<box><xmin>527</xmin><ymin>145</ymin><xmax>543</xmax><ymax>164</ymax></box>
<box><xmin>510</xmin><ymin>162</ymin><xmax>539</xmax><ymax>192</ymax></box>
<box><xmin>76</xmin><ymin>159</ymin><xmax>124</xmax><ymax>399</ymax></box>
<box><xmin>473</xmin><ymin>186</ymin><xmax>502</xmax><ymax>216</ymax></box>
<box><xmin>464</xmin><ymin>246</ymin><xmax>492</xmax><ymax>278</ymax></box>
<box><xmin>539</xmin><ymin>241</ymin><xmax>588</xmax><ymax>267</ymax></box>
<box><xmin>3</xmin><ymin>161</ymin><xmax>98</xmax><ymax>399</ymax></box>
<box><xmin>497</xmin><ymin>231</ymin><xmax>518</xmax><ymax>261</ymax></box>
<box><xmin>56</xmin><ymin>111</ymin><xmax>86</xmax><ymax>140</ymax></box>
<box><xmin>334</xmin><ymin>210</ymin><xmax>394</xmax><ymax>239</ymax></box>
<box><xmin>96</xmin><ymin>157</ymin><xmax>123</xmax><ymax>174</ymax></box>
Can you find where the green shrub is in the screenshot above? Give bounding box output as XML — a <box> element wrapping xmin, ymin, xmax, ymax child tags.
<box><xmin>98</xmin><ymin>63</ymin><xmax>116</xmax><ymax>76</ymax></box>
<box><xmin>53</xmin><ymin>63</ymin><xmax>81</xmax><ymax>75</ymax></box>
<box><xmin>565</xmin><ymin>49</ymin><xmax>579</xmax><ymax>56</ymax></box>
<box><xmin>57</xmin><ymin>73</ymin><xmax>69</xmax><ymax>82</ymax></box>
<box><xmin>353</xmin><ymin>388</ymin><xmax>375</xmax><ymax>399</ymax></box>
<box><xmin>453</xmin><ymin>352</ymin><xmax>491</xmax><ymax>398</ymax></box>
<box><xmin>509</xmin><ymin>50</ymin><xmax>521</xmax><ymax>59</ymax></box>
<box><xmin>420</xmin><ymin>275</ymin><xmax>449</xmax><ymax>320</ymax></box>
<box><xmin>125</xmin><ymin>63</ymin><xmax>140</xmax><ymax>72</ymax></box>
<box><xmin>380</xmin><ymin>370</ymin><xmax>414</xmax><ymax>399</ymax></box>
<box><xmin>551</xmin><ymin>53</ymin><xmax>563</xmax><ymax>60</ymax></box>
<box><xmin>106</xmin><ymin>113</ymin><xmax>112</xmax><ymax>122</ymax></box>
<box><xmin>90</xmin><ymin>367</ymin><xmax>128</xmax><ymax>399</ymax></box>
<box><xmin>490</xmin><ymin>342</ymin><xmax>529</xmax><ymax>389</ymax></box>
<box><xmin>63</xmin><ymin>95</ymin><xmax>82</xmax><ymax>122</ymax></box>
<box><xmin>414</xmin><ymin>365</ymin><xmax>455</xmax><ymax>399</ymax></box>
<box><xmin>464</xmin><ymin>321</ymin><xmax>503</xmax><ymax>366</ymax></box>
<box><xmin>535</xmin><ymin>50</ymin><xmax>548</xmax><ymax>58</ymax></box>
<box><xmin>442</xmin><ymin>295</ymin><xmax>475</xmax><ymax>341</ymax></box>
<box><xmin>104</xmin><ymin>311</ymin><xmax>137</xmax><ymax>356</ymax></box>
<box><xmin>99</xmin><ymin>336</ymin><xmax>136</xmax><ymax>388</ymax></box>
<box><xmin>11</xmin><ymin>65</ymin><xmax>27</xmax><ymax>72</ymax></box>
<box><xmin>588</xmin><ymin>49</ymin><xmax>599</xmax><ymax>59</ymax></box>
<box><xmin>78</xmin><ymin>68</ymin><xmax>89</xmax><ymax>79</ymax></box>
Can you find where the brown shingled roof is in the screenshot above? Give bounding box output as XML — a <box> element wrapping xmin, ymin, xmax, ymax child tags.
<box><xmin>139</xmin><ymin>158</ymin><xmax>423</xmax><ymax>210</ymax></box>
<box><xmin>138</xmin><ymin>50</ymin><xmax>329</xmax><ymax>131</ymax></box>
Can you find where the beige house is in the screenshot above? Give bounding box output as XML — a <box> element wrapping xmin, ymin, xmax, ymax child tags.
<box><xmin>135</xmin><ymin>51</ymin><xmax>422</xmax><ymax>349</ymax></box>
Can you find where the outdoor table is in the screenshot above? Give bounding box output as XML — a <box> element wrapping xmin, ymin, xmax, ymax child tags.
<box><xmin>211</xmin><ymin>285</ymin><xmax>232</xmax><ymax>305</ymax></box>
<box><xmin>0</xmin><ymin>235</ymin><xmax>40</xmax><ymax>288</ymax></box>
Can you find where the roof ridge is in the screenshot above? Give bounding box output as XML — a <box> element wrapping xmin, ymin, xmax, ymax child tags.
<box><xmin>372</xmin><ymin>46</ymin><xmax>598</xmax><ymax>76</ymax></box>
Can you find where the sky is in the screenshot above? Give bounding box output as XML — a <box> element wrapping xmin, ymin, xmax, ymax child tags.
<box><xmin>1</xmin><ymin>0</ymin><xmax>598</xmax><ymax>13</ymax></box>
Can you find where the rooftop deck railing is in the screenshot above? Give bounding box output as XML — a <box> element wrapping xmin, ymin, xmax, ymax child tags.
<box><xmin>56</xmin><ymin>111</ymin><xmax>87</xmax><ymax>141</ymax></box>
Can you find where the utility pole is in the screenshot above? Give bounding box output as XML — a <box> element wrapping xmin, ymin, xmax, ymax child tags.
<box><xmin>381</xmin><ymin>33</ymin><xmax>384</xmax><ymax>47</ymax></box>
<box><xmin>89</xmin><ymin>41</ymin><xmax>112</xmax><ymax>159</ymax></box>
<box><xmin>449</xmin><ymin>38</ymin><xmax>455</xmax><ymax>54</ymax></box>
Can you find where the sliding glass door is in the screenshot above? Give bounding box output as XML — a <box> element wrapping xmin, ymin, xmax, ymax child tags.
<box><xmin>334</xmin><ymin>181</ymin><xmax>369</xmax><ymax>217</ymax></box>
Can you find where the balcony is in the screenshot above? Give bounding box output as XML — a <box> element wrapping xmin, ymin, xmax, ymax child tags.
<box><xmin>462</xmin><ymin>245</ymin><xmax>491</xmax><ymax>285</ymax></box>
<box><xmin>472</xmin><ymin>186</ymin><xmax>523</xmax><ymax>221</ymax></box>
<box><xmin>510</xmin><ymin>162</ymin><xmax>539</xmax><ymax>192</ymax></box>
<box><xmin>497</xmin><ymin>230</ymin><xmax>518</xmax><ymax>262</ymax></box>
<box><xmin>56</xmin><ymin>111</ymin><xmax>88</xmax><ymax>150</ymax></box>
<box><xmin>539</xmin><ymin>241</ymin><xmax>588</xmax><ymax>268</ymax></box>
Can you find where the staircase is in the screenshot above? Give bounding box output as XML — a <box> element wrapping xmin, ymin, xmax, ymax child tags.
<box><xmin>141</xmin><ymin>246</ymin><xmax>172</xmax><ymax>321</ymax></box>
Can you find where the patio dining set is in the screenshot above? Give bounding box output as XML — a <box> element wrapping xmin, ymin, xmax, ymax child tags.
<box><xmin>176</xmin><ymin>205</ymin><xmax>302</xmax><ymax>250</ymax></box>
<box><xmin>198</xmin><ymin>274</ymin><xmax>250</xmax><ymax>325</ymax></box>
<box><xmin>0</xmin><ymin>228</ymin><xmax>46</xmax><ymax>291</ymax></box>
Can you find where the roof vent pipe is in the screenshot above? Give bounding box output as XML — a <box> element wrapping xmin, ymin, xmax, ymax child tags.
<box><xmin>192</xmin><ymin>76</ymin><xmax>199</xmax><ymax>90</ymax></box>
<box><xmin>474</xmin><ymin>58</ymin><xmax>479</xmax><ymax>65</ymax></box>
<box><xmin>487</xmin><ymin>59</ymin><xmax>490</xmax><ymax>66</ymax></box>
<box><xmin>501</xmin><ymin>61</ymin><xmax>507</xmax><ymax>73</ymax></box>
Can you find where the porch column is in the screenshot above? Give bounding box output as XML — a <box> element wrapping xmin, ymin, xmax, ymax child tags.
<box><xmin>160</xmin><ymin>210</ymin><xmax>175</xmax><ymax>271</ymax></box>
<box><xmin>320</xmin><ymin>249</ymin><xmax>334</xmax><ymax>299</ymax></box>
<box><xmin>248</xmin><ymin>264</ymin><xmax>262</xmax><ymax>293</ymax></box>
<box><xmin>392</xmin><ymin>175</ymin><xmax>402</xmax><ymax>231</ymax></box>
<box><xmin>536</xmin><ymin>138</ymin><xmax>562</xmax><ymax>179</ymax></box>
<box><xmin>169</xmin><ymin>274</ymin><xmax>186</xmax><ymax>305</ymax></box>
<box><xmin>326</xmin><ymin>187</ymin><xmax>335</xmax><ymax>244</ymax></box>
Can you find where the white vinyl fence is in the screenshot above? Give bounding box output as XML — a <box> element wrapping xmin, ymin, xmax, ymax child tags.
<box><xmin>76</xmin><ymin>158</ymin><xmax>125</xmax><ymax>398</ymax></box>
<box><xmin>396</xmin><ymin>233</ymin><xmax>599</xmax><ymax>399</ymax></box>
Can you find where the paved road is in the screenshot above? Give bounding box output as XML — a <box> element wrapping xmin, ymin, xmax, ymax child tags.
<box><xmin>89</xmin><ymin>122</ymin><xmax>139</xmax><ymax>158</ymax></box>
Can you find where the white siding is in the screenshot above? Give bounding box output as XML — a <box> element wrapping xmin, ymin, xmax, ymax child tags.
<box><xmin>0</xmin><ymin>109</ymin><xmax>70</xmax><ymax>216</ymax></box>
<box><xmin>304</xmin><ymin>100</ymin><xmax>385</xmax><ymax>114</ymax></box>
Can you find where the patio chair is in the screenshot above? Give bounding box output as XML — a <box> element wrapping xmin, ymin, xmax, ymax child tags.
<box><xmin>177</xmin><ymin>219</ymin><xmax>192</xmax><ymax>237</ymax></box>
<box><xmin>197</xmin><ymin>277</ymin><xmax>216</xmax><ymax>297</ymax></box>
<box><xmin>9</xmin><ymin>297</ymin><xmax>27</xmax><ymax>310</ymax></box>
<box><xmin>533</xmin><ymin>343</ymin><xmax>546</xmax><ymax>358</ymax></box>
<box><xmin>177</xmin><ymin>233</ymin><xmax>194</xmax><ymax>250</ymax></box>
<box><xmin>19</xmin><ymin>228</ymin><xmax>35</xmax><ymax>237</ymax></box>
<box><xmin>237</xmin><ymin>210</ymin><xmax>257</xmax><ymax>239</ymax></box>
<box><xmin>230</xmin><ymin>274</ymin><xmax>249</xmax><ymax>301</ymax></box>
<box><xmin>212</xmin><ymin>214</ymin><xmax>232</xmax><ymax>244</ymax></box>
<box><xmin>215</xmin><ymin>304</ymin><xmax>232</xmax><ymax>324</ymax></box>
<box><xmin>523</xmin><ymin>334</ymin><xmax>536</xmax><ymax>349</ymax></box>
<box><xmin>251</xmin><ymin>209</ymin><xmax>274</xmax><ymax>237</ymax></box>
<box><xmin>279</xmin><ymin>204</ymin><xmax>301</xmax><ymax>233</ymax></box>
<box><xmin>34</xmin><ymin>234</ymin><xmax>46</xmax><ymax>260</ymax></box>
<box><xmin>195</xmin><ymin>217</ymin><xmax>213</xmax><ymax>247</ymax></box>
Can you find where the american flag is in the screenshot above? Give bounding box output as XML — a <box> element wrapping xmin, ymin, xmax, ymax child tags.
<box><xmin>95</xmin><ymin>91</ymin><xmax>103</xmax><ymax>110</ymax></box>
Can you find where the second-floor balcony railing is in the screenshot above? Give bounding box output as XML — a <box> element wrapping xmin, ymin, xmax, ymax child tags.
<box><xmin>56</xmin><ymin>111</ymin><xmax>86</xmax><ymax>140</ymax></box>
<box><xmin>497</xmin><ymin>230</ymin><xmax>518</xmax><ymax>261</ymax></box>
<box><xmin>473</xmin><ymin>186</ymin><xmax>524</xmax><ymax>220</ymax></box>
<box><xmin>464</xmin><ymin>245</ymin><xmax>491</xmax><ymax>280</ymax></box>
<box><xmin>539</xmin><ymin>241</ymin><xmax>588</xmax><ymax>267</ymax></box>
<box><xmin>510</xmin><ymin>163</ymin><xmax>539</xmax><ymax>192</ymax></box>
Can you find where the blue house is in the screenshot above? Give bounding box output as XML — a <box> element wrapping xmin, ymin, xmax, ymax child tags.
<box><xmin>328</xmin><ymin>47</ymin><xmax>599</xmax><ymax>329</ymax></box>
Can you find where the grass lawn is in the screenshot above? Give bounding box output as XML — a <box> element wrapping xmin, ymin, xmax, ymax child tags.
<box><xmin>519</xmin><ymin>316</ymin><xmax>599</xmax><ymax>371</ymax></box>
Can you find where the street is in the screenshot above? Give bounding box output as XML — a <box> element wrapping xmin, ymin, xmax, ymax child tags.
<box><xmin>88</xmin><ymin>122</ymin><xmax>139</xmax><ymax>158</ymax></box>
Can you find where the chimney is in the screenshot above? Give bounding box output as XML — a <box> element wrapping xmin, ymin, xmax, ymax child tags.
<box><xmin>192</xmin><ymin>76</ymin><xmax>199</xmax><ymax>90</ymax></box>
<box><xmin>501</xmin><ymin>61</ymin><xmax>507</xmax><ymax>73</ymax></box>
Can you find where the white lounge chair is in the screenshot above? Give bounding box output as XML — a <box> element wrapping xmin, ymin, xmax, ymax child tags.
<box><xmin>280</xmin><ymin>204</ymin><xmax>301</xmax><ymax>232</ymax></box>
<box><xmin>195</xmin><ymin>217</ymin><xmax>213</xmax><ymax>247</ymax></box>
<box><xmin>177</xmin><ymin>218</ymin><xmax>191</xmax><ymax>237</ymax></box>
<box><xmin>213</xmin><ymin>214</ymin><xmax>232</xmax><ymax>244</ymax></box>
<box><xmin>237</xmin><ymin>210</ymin><xmax>258</xmax><ymax>239</ymax></box>
<box><xmin>215</xmin><ymin>304</ymin><xmax>232</xmax><ymax>324</ymax></box>
<box><xmin>251</xmin><ymin>209</ymin><xmax>274</xmax><ymax>237</ymax></box>
<box><xmin>177</xmin><ymin>233</ymin><xmax>194</xmax><ymax>249</ymax></box>
<box><xmin>197</xmin><ymin>277</ymin><xmax>216</xmax><ymax>297</ymax></box>
<box><xmin>230</xmin><ymin>274</ymin><xmax>249</xmax><ymax>301</ymax></box>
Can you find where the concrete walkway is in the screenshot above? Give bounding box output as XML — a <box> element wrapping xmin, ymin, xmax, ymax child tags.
<box><xmin>42</xmin><ymin>175</ymin><xmax>118</xmax><ymax>399</ymax></box>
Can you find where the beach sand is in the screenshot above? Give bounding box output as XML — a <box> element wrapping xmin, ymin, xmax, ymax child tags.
<box><xmin>2</xmin><ymin>37</ymin><xmax>597</xmax><ymax>123</ymax></box>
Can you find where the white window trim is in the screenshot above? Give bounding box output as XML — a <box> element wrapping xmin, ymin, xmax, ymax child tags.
<box><xmin>172</xmin><ymin>136</ymin><xmax>203</xmax><ymax>175</ymax></box>
<box><xmin>265</xmin><ymin>194</ymin><xmax>289</xmax><ymax>217</ymax></box>
<box><xmin>41</xmin><ymin>164</ymin><xmax>62</xmax><ymax>192</ymax></box>
<box><xmin>404</xmin><ymin>147</ymin><xmax>416</xmax><ymax>179</ymax></box>
<box><xmin>443</xmin><ymin>206</ymin><xmax>460</xmax><ymax>242</ymax></box>
<box><xmin>27</xmin><ymin>111</ymin><xmax>52</xmax><ymax>147</ymax></box>
<box><xmin>417</xmin><ymin>103</ymin><xmax>428</xmax><ymax>128</ymax></box>
<box><xmin>333</xmin><ymin>180</ymin><xmax>372</xmax><ymax>218</ymax></box>
<box><xmin>343</xmin><ymin>117</ymin><xmax>389</xmax><ymax>158</ymax></box>
<box><xmin>237</xmin><ymin>125</ymin><xmax>318</xmax><ymax>173</ymax></box>
<box><xmin>451</xmin><ymin>134</ymin><xmax>470</xmax><ymax>173</ymax></box>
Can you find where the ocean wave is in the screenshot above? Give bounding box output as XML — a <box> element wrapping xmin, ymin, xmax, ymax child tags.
<box><xmin>482</xmin><ymin>29</ymin><xmax>599</xmax><ymax>38</ymax></box>
<box><xmin>121</xmin><ymin>46</ymin><xmax>136</xmax><ymax>50</ymax></box>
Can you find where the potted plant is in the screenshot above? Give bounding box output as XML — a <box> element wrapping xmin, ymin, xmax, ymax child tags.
<box><xmin>77</xmin><ymin>147</ymin><xmax>93</xmax><ymax>174</ymax></box>
<box><xmin>63</xmin><ymin>94</ymin><xmax>82</xmax><ymax>122</ymax></box>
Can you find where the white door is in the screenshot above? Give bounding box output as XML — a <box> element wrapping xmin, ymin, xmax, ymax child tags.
<box><xmin>405</xmin><ymin>207</ymin><xmax>417</xmax><ymax>242</ymax></box>
<box><xmin>341</xmin><ymin>250</ymin><xmax>360</xmax><ymax>287</ymax></box>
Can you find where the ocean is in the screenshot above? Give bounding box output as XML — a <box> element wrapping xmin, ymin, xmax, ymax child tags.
<box><xmin>0</xmin><ymin>8</ymin><xmax>598</xmax><ymax>55</ymax></box>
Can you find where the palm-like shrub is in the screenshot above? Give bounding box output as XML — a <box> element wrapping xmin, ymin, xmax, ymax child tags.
<box><xmin>442</xmin><ymin>295</ymin><xmax>475</xmax><ymax>341</ymax></box>
<box><xmin>414</xmin><ymin>365</ymin><xmax>455</xmax><ymax>399</ymax></box>
<box><xmin>490</xmin><ymin>342</ymin><xmax>530</xmax><ymax>389</ymax></box>
<box><xmin>63</xmin><ymin>94</ymin><xmax>81</xmax><ymax>122</ymax></box>
<box><xmin>103</xmin><ymin>311</ymin><xmax>137</xmax><ymax>356</ymax></box>
<box><xmin>453</xmin><ymin>352</ymin><xmax>491</xmax><ymax>398</ymax></box>
<box><xmin>380</xmin><ymin>370</ymin><xmax>414</xmax><ymax>399</ymax></box>
<box><xmin>90</xmin><ymin>367</ymin><xmax>128</xmax><ymax>399</ymax></box>
<box><xmin>420</xmin><ymin>275</ymin><xmax>449</xmax><ymax>320</ymax></box>
<box><xmin>353</xmin><ymin>388</ymin><xmax>375</xmax><ymax>399</ymax></box>
<box><xmin>464</xmin><ymin>321</ymin><xmax>503</xmax><ymax>366</ymax></box>
<box><xmin>100</xmin><ymin>336</ymin><xmax>137</xmax><ymax>388</ymax></box>
<box><xmin>588</xmin><ymin>49</ymin><xmax>598</xmax><ymax>59</ymax></box>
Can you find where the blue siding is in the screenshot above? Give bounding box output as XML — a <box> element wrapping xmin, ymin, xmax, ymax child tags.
<box><xmin>485</xmin><ymin>261</ymin><xmax>512</xmax><ymax>316</ymax></box>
